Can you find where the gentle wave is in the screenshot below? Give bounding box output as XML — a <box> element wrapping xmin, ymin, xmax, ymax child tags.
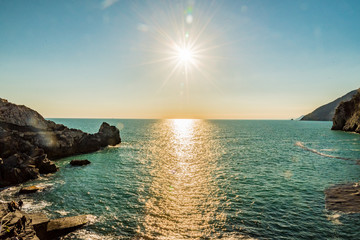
<box><xmin>295</xmin><ymin>141</ymin><xmax>357</xmax><ymax>161</ymax></box>
<box><xmin>4</xmin><ymin>119</ymin><xmax>360</xmax><ymax>239</ymax></box>
<box><xmin>60</xmin><ymin>229</ymin><xmax>116</xmax><ymax>240</ymax></box>
<box><xmin>21</xmin><ymin>199</ymin><xmax>53</xmax><ymax>212</ymax></box>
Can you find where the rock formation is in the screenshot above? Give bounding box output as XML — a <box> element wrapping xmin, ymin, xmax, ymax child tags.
<box><xmin>0</xmin><ymin>98</ymin><xmax>121</xmax><ymax>187</ymax></box>
<box><xmin>301</xmin><ymin>89</ymin><xmax>357</xmax><ymax>121</ymax></box>
<box><xmin>44</xmin><ymin>214</ymin><xmax>90</xmax><ymax>239</ymax></box>
<box><xmin>332</xmin><ymin>89</ymin><xmax>360</xmax><ymax>133</ymax></box>
<box><xmin>0</xmin><ymin>201</ymin><xmax>39</xmax><ymax>239</ymax></box>
<box><xmin>70</xmin><ymin>159</ymin><xmax>91</xmax><ymax>166</ymax></box>
<box><xmin>0</xmin><ymin>200</ymin><xmax>90</xmax><ymax>239</ymax></box>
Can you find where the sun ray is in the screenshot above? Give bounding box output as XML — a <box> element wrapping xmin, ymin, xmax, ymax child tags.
<box><xmin>156</xmin><ymin>60</ymin><xmax>182</xmax><ymax>94</ymax></box>
<box><xmin>192</xmin><ymin>61</ymin><xmax>224</xmax><ymax>95</ymax></box>
<box><xmin>134</xmin><ymin>0</ymin><xmax>226</xmax><ymax>100</ymax></box>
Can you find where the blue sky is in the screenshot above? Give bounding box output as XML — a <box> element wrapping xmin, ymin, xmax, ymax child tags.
<box><xmin>0</xmin><ymin>0</ymin><xmax>359</xmax><ymax>118</ymax></box>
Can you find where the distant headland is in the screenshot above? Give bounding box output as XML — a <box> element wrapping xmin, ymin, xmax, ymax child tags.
<box><xmin>332</xmin><ymin>89</ymin><xmax>360</xmax><ymax>134</ymax></box>
<box><xmin>301</xmin><ymin>89</ymin><xmax>357</xmax><ymax>121</ymax></box>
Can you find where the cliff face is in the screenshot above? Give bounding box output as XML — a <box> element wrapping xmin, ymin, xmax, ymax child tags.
<box><xmin>0</xmin><ymin>98</ymin><xmax>121</xmax><ymax>187</ymax></box>
<box><xmin>301</xmin><ymin>90</ymin><xmax>357</xmax><ymax>121</ymax></box>
<box><xmin>332</xmin><ymin>89</ymin><xmax>360</xmax><ymax>133</ymax></box>
<box><xmin>0</xmin><ymin>98</ymin><xmax>49</xmax><ymax>129</ymax></box>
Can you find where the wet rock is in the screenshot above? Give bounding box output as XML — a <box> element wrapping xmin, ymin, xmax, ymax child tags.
<box><xmin>45</xmin><ymin>215</ymin><xmax>90</xmax><ymax>239</ymax></box>
<box><xmin>325</xmin><ymin>182</ymin><xmax>360</xmax><ymax>213</ymax></box>
<box><xmin>70</xmin><ymin>159</ymin><xmax>91</xmax><ymax>166</ymax></box>
<box><xmin>19</xmin><ymin>185</ymin><xmax>44</xmax><ymax>194</ymax></box>
<box><xmin>0</xmin><ymin>152</ymin><xmax>57</xmax><ymax>187</ymax></box>
<box><xmin>35</xmin><ymin>154</ymin><xmax>58</xmax><ymax>174</ymax></box>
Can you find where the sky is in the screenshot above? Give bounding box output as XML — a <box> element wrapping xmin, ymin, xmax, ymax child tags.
<box><xmin>0</xmin><ymin>0</ymin><xmax>359</xmax><ymax>119</ymax></box>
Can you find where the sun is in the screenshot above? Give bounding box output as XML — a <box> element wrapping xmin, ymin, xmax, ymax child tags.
<box><xmin>175</xmin><ymin>45</ymin><xmax>195</xmax><ymax>66</ymax></box>
<box><xmin>135</xmin><ymin>1</ymin><xmax>224</xmax><ymax>95</ymax></box>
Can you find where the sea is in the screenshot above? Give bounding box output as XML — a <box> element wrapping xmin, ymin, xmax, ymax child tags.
<box><xmin>1</xmin><ymin>119</ymin><xmax>360</xmax><ymax>239</ymax></box>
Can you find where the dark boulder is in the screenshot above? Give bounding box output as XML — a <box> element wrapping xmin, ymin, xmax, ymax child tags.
<box><xmin>0</xmin><ymin>154</ymin><xmax>40</xmax><ymax>187</ymax></box>
<box><xmin>98</xmin><ymin>122</ymin><xmax>121</xmax><ymax>146</ymax></box>
<box><xmin>70</xmin><ymin>159</ymin><xmax>91</xmax><ymax>166</ymax></box>
<box><xmin>35</xmin><ymin>154</ymin><xmax>58</xmax><ymax>174</ymax></box>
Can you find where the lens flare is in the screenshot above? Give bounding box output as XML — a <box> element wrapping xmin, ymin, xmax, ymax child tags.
<box><xmin>135</xmin><ymin>1</ymin><xmax>225</xmax><ymax>97</ymax></box>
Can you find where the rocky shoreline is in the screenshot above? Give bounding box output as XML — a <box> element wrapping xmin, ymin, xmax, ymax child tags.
<box><xmin>0</xmin><ymin>98</ymin><xmax>121</xmax><ymax>187</ymax></box>
<box><xmin>0</xmin><ymin>98</ymin><xmax>121</xmax><ymax>239</ymax></box>
<box><xmin>1</xmin><ymin>199</ymin><xmax>91</xmax><ymax>239</ymax></box>
<box><xmin>301</xmin><ymin>89</ymin><xmax>357</xmax><ymax>121</ymax></box>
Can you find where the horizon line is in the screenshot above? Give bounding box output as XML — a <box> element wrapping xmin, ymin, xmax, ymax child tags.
<box><xmin>45</xmin><ymin>117</ymin><xmax>305</xmax><ymax>121</ymax></box>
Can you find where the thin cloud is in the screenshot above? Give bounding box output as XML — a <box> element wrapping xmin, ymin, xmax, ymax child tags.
<box><xmin>102</xmin><ymin>0</ymin><xmax>118</xmax><ymax>9</ymax></box>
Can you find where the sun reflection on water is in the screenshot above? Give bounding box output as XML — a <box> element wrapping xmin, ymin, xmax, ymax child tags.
<box><xmin>172</xmin><ymin>119</ymin><xmax>195</xmax><ymax>140</ymax></box>
<box><xmin>137</xmin><ymin>119</ymin><xmax>229</xmax><ymax>239</ymax></box>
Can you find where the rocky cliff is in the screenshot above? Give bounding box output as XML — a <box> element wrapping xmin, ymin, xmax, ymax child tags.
<box><xmin>332</xmin><ymin>89</ymin><xmax>360</xmax><ymax>133</ymax></box>
<box><xmin>0</xmin><ymin>98</ymin><xmax>121</xmax><ymax>187</ymax></box>
<box><xmin>301</xmin><ymin>90</ymin><xmax>357</xmax><ymax>121</ymax></box>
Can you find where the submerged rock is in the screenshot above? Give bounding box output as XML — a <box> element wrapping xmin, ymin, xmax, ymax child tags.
<box><xmin>325</xmin><ymin>183</ymin><xmax>360</xmax><ymax>213</ymax></box>
<box><xmin>70</xmin><ymin>159</ymin><xmax>91</xmax><ymax>166</ymax></box>
<box><xmin>0</xmin><ymin>98</ymin><xmax>121</xmax><ymax>187</ymax></box>
<box><xmin>332</xmin><ymin>89</ymin><xmax>360</xmax><ymax>133</ymax></box>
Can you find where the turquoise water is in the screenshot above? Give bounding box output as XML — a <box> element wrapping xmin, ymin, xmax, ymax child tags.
<box><xmin>7</xmin><ymin>119</ymin><xmax>360</xmax><ymax>239</ymax></box>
